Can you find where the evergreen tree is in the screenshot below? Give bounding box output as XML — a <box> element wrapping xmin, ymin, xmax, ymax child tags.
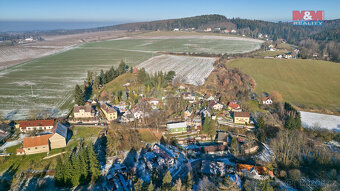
<box><xmin>151</xmin><ymin>168</ymin><xmax>160</xmax><ymax>186</ymax></box>
<box><xmin>295</xmin><ymin>112</ymin><xmax>302</xmax><ymax>129</ymax></box>
<box><xmin>74</xmin><ymin>84</ymin><xmax>85</xmax><ymax>105</ymax></box>
<box><xmin>148</xmin><ymin>181</ymin><xmax>155</xmax><ymax>191</ymax></box>
<box><xmin>207</xmin><ymin>120</ymin><xmax>217</xmax><ymax>141</ymax></box>
<box><xmin>260</xmin><ymin>179</ymin><xmax>273</xmax><ymax>191</ymax></box>
<box><xmin>230</xmin><ymin>137</ymin><xmax>239</xmax><ymax>156</ymax></box>
<box><xmin>55</xmin><ymin>157</ymin><xmax>64</xmax><ymax>186</ymax></box>
<box><xmin>256</xmin><ymin>116</ymin><xmax>266</xmax><ymax>129</ymax></box>
<box><xmin>70</xmin><ymin>154</ymin><xmax>81</xmax><ymax>186</ymax></box>
<box><xmin>285</xmin><ymin>116</ymin><xmax>296</xmax><ymax>130</ymax></box>
<box><xmin>93</xmin><ymin>75</ymin><xmax>100</xmax><ymax>89</ymax></box>
<box><xmin>79</xmin><ymin>147</ymin><xmax>89</xmax><ymax>184</ymax></box>
<box><xmin>165</xmin><ymin>71</ymin><xmax>176</xmax><ymax>82</ymax></box>
<box><xmin>117</xmin><ymin>60</ymin><xmax>127</xmax><ymax>75</ymax></box>
<box><xmin>184</xmin><ymin>172</ymin><xmax>193</xmax><ymax>190</ymax></box>
<box><xmin>162</xmin><ymin>171</ymin><xmax>172</xmax><ymax>191</ymax></box>
<box><xmin>202</xmin><ymin>117</ymin><xmax>211</xmax><ymax>134</ymax></box>
<box><xmin>134</xmin><ymin>179</ymin><xmax>144</xmax><ymax>191</ymax></box>
<box><xmin>63</xmin><ymin>155</ymin><xmax>73</xmax><ymax>187</ymax></box>
<box><xmin>101</xmin><ymin>69</ymin><xmax>107</xmax><ymax>84</ymax></box>
<box><xmin>86</xmin><ymin>71</ymin><xmax>93</xmax><ymax>84</ymax></box>
<box><xmin>87</xmin><ymin>144</ymin><xmax>101</xmax><ymax>183</ymax></box>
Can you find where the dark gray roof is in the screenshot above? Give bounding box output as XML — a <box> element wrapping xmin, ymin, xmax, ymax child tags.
<box><xmin>55</xmin><ymin>123</ymin><xmax>68</xmax><ymax>138</ymax></box>
<box><xmin>216</xmin><ymin>132</ymin><xmax>229</xmax><ymax>142</ymax></box>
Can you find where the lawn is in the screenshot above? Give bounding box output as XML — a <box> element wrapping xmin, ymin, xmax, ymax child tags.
<box><xmin>71</xmin><ymin>126</ymin><xmax>103</xmax><ymax>139</ymax></box>
<box><xmin>137</xmin><ymin>129</ymin><xmax>160</xmax><ymax>143</ymax></box>
<box><xmin>98</xmin><ymin>72</ymin><xmax>139</xmax><ymax>97</ymax></box>
<box><xmin>226</xmin><ymin>58</ymin><xmax>340</xmax><ymax>111</ymax></box>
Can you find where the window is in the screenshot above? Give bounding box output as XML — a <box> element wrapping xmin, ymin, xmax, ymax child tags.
<box><xmin>28</xmin><ymin>148</ymin><xmax>30</xmax><ymax>150</ymax></box>
<box><xmin>35</xmin><ymin>147</ymin><xmax>37</xmax><ymax>149</ymax></box>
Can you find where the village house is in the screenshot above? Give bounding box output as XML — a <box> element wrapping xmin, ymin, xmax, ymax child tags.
<box><xmin>49</xmin><ymin>123</ymin><xmax>68</xmax><ymax>149</ymax></box>
<box><xmin>215</xmin><ymin>131</ymin><xmax>230</xmax><ymax>144</ymax></box>
<box><xmin>213</xmin><ymin>103</ymin><xmax>224</xmax><ymax>111</ymax></box>
<box><xmin>233</xmin><ymin>112</ymin><xmax>250</xmax><ymax>124</ymax></box>
<box><xmin>101</xmin><ymin>103</ymin><xmax>118</xmax><ymax>121</ymax></box>
<box><xmin>223</xmin><ymin>29</ymin><xmax>230</xmax><ymax>33</ymax></box>
<box><xmin>200</xmin><ymin>144</ymin><xmax>228</xmax><ymax>155</ymax></box>
<box><xmin>184</xmin><ymin>107</ymin><xmax>193</xmax><ymax>118</ymax></box>
<box><xmin>73</xmin><ymin>103</ymin><xmax>95</xmax><ymax>118</ymax></box>
<box><xmin>204</xmin><ymin>94</ymin><xmax>215</xmax><ymax>101</ymax></box>
<box><xmin>152</xmin><ymin>144</ymin><xmax>178</xmax><ymax>165</ymax></box>
<box><xmin>120</xmin><ymin>110</ymin><xmax>135</xmax><ymax>123</ymax></box>
<box><xmin>166</xmin><ymin>121</ymin><xmax>187</xmax><ymax>134</ymax></box>
<box><xmin>201</xmin><ymin>160</ymin><xmax>227</xmax><ymax>176</ymax></box>
<box><xmin>236</xmin><ymin>164</ymin><xmax>274</xmax><ymax>180</ymax></box>
<box><xmin>147</xmin><ymin>98</ymin><xmax>159</xmax><ymax>106</ymax></box>
<box><xmin>182</xmin><ymin>92</ymin><xmax>196</xmax><ymax>103</ymax></box>
<box><xmin>17</xmin><ymin>134</ymin><xmax>53</xmax><ymax>155</ymax></box>
<box><xmin>227</xmin><ymin>102</ymin><xmax>241</xmax><ymax>112</ymax></box>
<box><xmin>18</xmin><ymin>119</ymin><xmax>55</xmax><ymax>132</ymax></box>
<box><xmin>284</xmin><ymin>53</ymin><xmax>292</xmax><ymax>59</ymax></box>
<box><xmin>262</xmin><ymin>97</ymin><xmax>273</xmax><ymax>105</ymax></box>
<box><xmin>276</xmin><ymin>54</ymin><xmax>283</xmax><ymax>59</ymax></box>
<box><xmin>204</xmin><ymin>27</ymin><xmax>212</xmax><ymax>32</ymax></box>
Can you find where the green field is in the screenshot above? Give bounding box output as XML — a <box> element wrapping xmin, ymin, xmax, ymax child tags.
<box><xmin>227</xmin><ymin>58</ymin><xmax>340</xmax><ymax>111</ymax></box>
<box><xmin>0</xmin><ymin>35</ymin><xmax>261</xmax><ymax>119</ymax></box>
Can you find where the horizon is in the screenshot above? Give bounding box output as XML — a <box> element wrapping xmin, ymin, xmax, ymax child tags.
<box><xmin>1</xmin><ymin>0</ymin><xmax>340</xmax><ymax>32</ymax></box>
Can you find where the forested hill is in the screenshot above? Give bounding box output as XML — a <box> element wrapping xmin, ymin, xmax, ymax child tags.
<box><xmin>98</xmin><ymin>14</ymin><xmax>235</xmax><ymax>31</ymax></box>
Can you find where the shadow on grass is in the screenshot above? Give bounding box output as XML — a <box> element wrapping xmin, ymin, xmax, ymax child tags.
<box><xmin>0</xmin><ymin>164</ymin><xmax>18</xmax><ymax>190</ymax></box>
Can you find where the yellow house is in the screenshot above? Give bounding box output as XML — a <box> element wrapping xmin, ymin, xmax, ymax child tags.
<box><xmin>49</xmin><ymin>123</ymin><xmax>68</xmax><ymax>149</ymax></box>
<box><xmin>17</xmin><ymin>134</ymin><xmax>53</xmax><ymax>155</ymax></box>
<box><xmin>233</xmin><ymin>112</ymin><xmax>250</xmax><ymax>124</ymax></box>
<box><xmin>73</xmin><ymin>103</ymin><xmax>94</xmax><ymax>118</ymax></box>
<box><xmin>101</xmin><ymin>103</ymin><xmax>118</xmax><ymax>121</ymax></box>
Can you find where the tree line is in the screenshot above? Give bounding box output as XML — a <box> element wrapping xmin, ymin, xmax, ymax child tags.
<box><xmin>74</xmin><ymin>60</ymin><xmax>128</xmax><ymax>105</ymax></box>
<box><xmin>54</xmin><ymin>143</ymin><xmax>101</xmax><ymax>187</ymax></box>
<box><xmin>137</xmin><ymin>68</ymin><xmax>176</xmax><ymax>89</ymax></box>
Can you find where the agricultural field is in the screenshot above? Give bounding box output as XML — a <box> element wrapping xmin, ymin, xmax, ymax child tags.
<box><xmin>137</xmin><ymin>55</ymin><xmax>217</xmax><ymax>85</ymax></box>
<box><xmin>0</xmin><ymin>35</ymin><xmax>262</xmax><ymax>119</ymax></box>
<box><xmin>300</xmin><ymin>111</ymin><xmax>340</xmax><ymax>132</ymax></box>
<box><xmin>226</xmin><ymin>58</ymin><xmax>340</xmax><ymax>112</ymax></box>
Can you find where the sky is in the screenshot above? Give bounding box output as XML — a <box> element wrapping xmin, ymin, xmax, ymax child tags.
<box><xmin>0</xmin><ymin>0</ymin><xmax>339</xmax><ymax>31</ymax></box>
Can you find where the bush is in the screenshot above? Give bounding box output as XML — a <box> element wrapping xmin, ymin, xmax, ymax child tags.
<box><xmin>279</xmin><ymin>170</ymin><xmax>287</xmax><ymax>178</ymax></box>
<box><xmin>288</xmin><ymin>169</ymin><xmax>301</xmax><ymax>182</ymax></box>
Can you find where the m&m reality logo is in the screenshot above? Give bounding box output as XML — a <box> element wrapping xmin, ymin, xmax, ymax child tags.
<box><xmin>292</xmin><ymin>10</ymin><xmax>324</xmax><ymax>26</ymax></box>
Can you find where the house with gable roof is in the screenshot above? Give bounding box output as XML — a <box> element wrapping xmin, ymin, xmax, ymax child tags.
<box><xmin>49</xmin><ymin>122</ymin><xmax>68</xmax><ymax>149</ymax></box>
<box><xmin>17</xmin><ymin>134</ymin><xmax>53</xmax><ymax>155</ymax></box>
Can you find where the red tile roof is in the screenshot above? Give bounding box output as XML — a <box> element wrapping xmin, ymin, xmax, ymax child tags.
<box><xmin>233</xmin><ymin>112</ymin><xmax>250</xmax><ymax>118</ymax></box>
<box><xmin>228</xmin><ymin>102</ymin><xmax>240</xmax><ymax>109</ymax></box>
<box><xmin>236</xmin><ymin>164</ymin><xmax>268</xmax><ymax>175</ymax></box>
<box><xmin>23</xmin><ymin>134</ymin><xmax>53</xmax><ymax>148</ymax></box>
<box><xmin>263</xmin><ymin>97</ymin><xmax>271</xmax><ymax>101</ymax></box>
<box><xmin>19</xmin><ymin>119</ymin><xmax>54</xmax><ymax>130</ymax></box>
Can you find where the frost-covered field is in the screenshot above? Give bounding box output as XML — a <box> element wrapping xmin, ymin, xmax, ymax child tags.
<box><xmin>0</xmin><ymin>37</ymin><xmax>262</xmax><ymax>120</ymax></box>
<box><xmin>300</xmin><ymin>111</ymin><xmax>340</xmax><ymax>133</ymax></box>
<box><xmin>137</xmin><ymin>55</ymin><xmax>216</xmax><ymax>85</ymax></box>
